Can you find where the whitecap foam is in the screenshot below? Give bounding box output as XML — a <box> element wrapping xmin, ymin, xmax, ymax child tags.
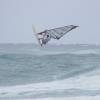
<box><xmin>71</xmin><ymin>49</ymin><xmax>100</xmax><ymax>55</ymax></box>
<box><xmin>26</xmin><ymin>96</ymin><xmax>100</xmax><ymax>100</ymax></box>
<box><xmin>5</xmin><ymin>96</ymin><xmax>100</xmax><ymax>100</ymax></box>
<box><xmin>35</xmin><ymin>48</ymin><xmax>100</xmax><ymax>56</ymax></box>
<box><xmin>0</xmin><ymin>73</ymin><xmax>100</xmax><ymax>98</ymax></box>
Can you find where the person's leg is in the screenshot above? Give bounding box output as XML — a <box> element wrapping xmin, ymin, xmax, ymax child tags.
<box><xmin>39</xmin><ymin>39</ymin><xmax>43</xmax><ymax>46</ymax></box>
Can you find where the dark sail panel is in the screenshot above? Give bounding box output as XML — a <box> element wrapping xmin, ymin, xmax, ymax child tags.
<box><xmin>45</xmin><ymin>25</ymin><xmax>78</xmax><ymax>40</ymax></box>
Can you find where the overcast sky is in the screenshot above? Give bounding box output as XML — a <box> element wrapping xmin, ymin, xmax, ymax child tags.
<box><xmin>0</xmin><ymin>0</ymin><xmax>100</xmax><ymax>44</ymax></box>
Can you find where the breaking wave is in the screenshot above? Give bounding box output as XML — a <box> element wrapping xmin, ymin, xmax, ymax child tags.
<box><xmin>0</xmin><ymin>74</ymin><xmax>100</xmax><ymax>99</ymax></box>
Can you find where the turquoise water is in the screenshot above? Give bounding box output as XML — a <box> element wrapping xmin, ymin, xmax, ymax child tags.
<box><xmin>0</xmin><ymin>44</ymin><xmax>100</xmax><ymax>100</ymax></box>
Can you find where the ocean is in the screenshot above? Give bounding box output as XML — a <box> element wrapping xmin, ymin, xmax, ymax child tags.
<box><xmin>0</xmin><ymin>44</ymin><xmax>100</xmax><ymax>100</ymax></box>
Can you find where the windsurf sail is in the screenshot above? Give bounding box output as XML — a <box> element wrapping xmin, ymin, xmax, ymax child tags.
<box><xmin>32</xmin><ymin>25</ymin><xmax>78</xmax><ymax>46</ymax></box>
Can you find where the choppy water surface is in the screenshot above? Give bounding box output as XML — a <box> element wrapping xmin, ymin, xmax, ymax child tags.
<box><xmin>0</xmin><ymin>44</ymin><xmax>100</xmax><ymax>100</ymax></box>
